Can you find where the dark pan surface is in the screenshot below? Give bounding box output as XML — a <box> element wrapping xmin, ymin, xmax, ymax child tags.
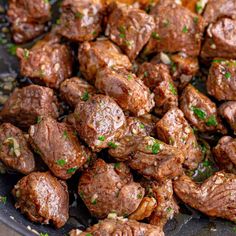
<box><xmin>0</xmin><ymin>0</ymin><xmax>236</xmax><ymax>235</ymax></box>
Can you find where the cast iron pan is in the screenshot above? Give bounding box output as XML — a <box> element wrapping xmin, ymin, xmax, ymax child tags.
<box><xmin>0</xmin><ymin>1</ymin><xmax>236</xmax><ymax>235</ymax></box>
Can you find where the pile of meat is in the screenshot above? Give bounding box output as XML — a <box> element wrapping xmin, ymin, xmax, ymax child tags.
<box><xmin>1</xmin><ymin>0</ymin><xmax>236</xmax><ymax>235</ymax></box>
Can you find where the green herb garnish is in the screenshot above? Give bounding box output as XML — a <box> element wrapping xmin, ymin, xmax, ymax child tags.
<box><xmin>63</xmin><ymin>131</ymin><xmax>68</xmax><ymax>139</ymax></box>
<box><xmin>7</xmin><ymin>43</ymin><xmax>17</xmax><ymax>56</ymax></box>
<box><xmin>119</xmin><ymin>33</ymin><xmax>126</xmax><ymax>39</ymax></box>
<box><xmin>169</xmin><ymin>83</ymin><xmax>177</xmax><ymax>95</ymax></box>
<box><xmin>36</xmin><ymin>116</ymin><xmax>42</xmax><ymax>124</ymax></box>
<box><xmin>152</xmin><ymin>142</ymin><xmax>160</xmax><ymax>154</ymax></box>
<box><xmin>56</xmin><ymin>159</ymin><xmax>66</xmax><ymax>167</ymax></box>
<box><xmin>193</xmin><ymin>17</ymin><xmax>199</xmax><ymax>24</ymax></box>
<box><xmin>225</xmin><ymin>72</ymin><xmax>231</xmax><ymax>79</ymax></box>
<box><xmin>98</xmin><ymin>136</ymin><xmax>105</xmax><ymax>141</ymax></box>
<box><xmin>114</xmin><ymin>162</ymin><xmax>120</xmax><ymax>169</ymax></box>
<box><xmin>192</xmin><ymin>107</ymin><xmax>206</xmax><ymax>120</ymax></box>
<box><xmin>75</xmin><ymin>12</ymin><xmax>83</xmax><ymax>19</ymax></box>
<box><xmin>151</xmin><ymin>32</ymin><xmax>161</xmax><ymax>40</ymax></box>
<box><xmin>182</xmin><ymin>25</ymin><xmax>188</xmax><ymax>33</ymax></box>
<box><xmin>108</xmin><ymin>142</ymin><xmax>118</xmax><ymax>149</ymax></box>
<box><xmin>137</xmin><ymin>193</ymin><xmax>143</xmax><ymax>199</ymax></box>
<box><xmin>67</xmin><ymin>167</ymin><xmax>77</xmax><ymax>174</ymax></box>
<box><xmin>127</xmin><ymin>74</ymin><xmax>132</xmax><ymax>80</ymax></box>
<box><xmin>206</xmin><ymin>115</ymin><xmax>218</xmax><ymax>127</ymax></box>
<box><xmin>0</xmin><ymin>196</ymin><xmax>7</xmax><ymax>204</ymax></box>
<box><xmin>81</xmin><ymin>91</ymin><xmax>89</xmax><ymax>101</ymax></box>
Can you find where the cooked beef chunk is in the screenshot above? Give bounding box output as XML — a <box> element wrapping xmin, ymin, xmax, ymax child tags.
<box><xmin>203</xmin><ymin>0</ymin><xmax>236</xmax><ymax>24</ymax></box>
<box><xmin>60</xmin><ymin>77</ymin><xmax>97</xmax><ymax>108</ymax></box>
<box><xmin>137</xmin><ymin>62</ymin><xmax>178</xmax><ymax>116</ymax></box>
<box><xmin>219</xmin><ymin>101</ymin><xmax>236</xmax><ymax>133</ymax></box>
<box><xmin>201</xmin><ymin>18</ymin><xmax>236</xmax><ymax>59</ymax></box>
<box><xmin>7</xmin><ymin>0</ymin><xmax>51</xmax><ymax>43</ymax></box>
<box><xmin>78</xmin><ymin>159</ymin><xmax>144</xmax><ymax>218</ymax></box>
<box><xmin>29</xmin><ymin>117</ymin><xmax>90</xmax><ymax>180</ymax></box>
<box><xmin>180</xmin><ymin>84</ymin><xmax>226</xmax><ymax>133</ymax></box>
<box><xmin>95</xmin><ymin>66</ymin><xmax>154</xmax><ymax>116</ymax></box>
<box><xmin>108</xmin><ymin>116</ymin><xmax>155</xmax><ymax>161</ymax></box>
<box><xmin>16</xmin><ymin>39</ymin><xmax>72</xmax><ymax>89</ymax></box>
<box><xmin>68</xmin><ymin>95</ymin><xmax>126</xmax><ymax>152</ymax></box>
<box><xmin>174</xmin><ymin>171</ymin><xmax>236</xmax><ymax>222</ymax></box>
<box><xmin>78</xmin><ymin>39</ymin><xmax>132</xmax><ymax>83</ymax></box>
<box><xmin>144</xmin><ymin>1</ymin><xmax>204</xmax><ymax>56</ymax></box>
<box><xmin>128</xmin><ymin>136</ymin><xmax>184</xmax><ymax>181</ymax></box>
<box><xmin>105</xmin><ymin>2</ymin><xmax>155</xmax><ymax>61</ymax></box>
<box><xmin>145</xmin><ymin>179</ymin><xmax>179</xmax><ymax>228</ymax></box>
<box><xmin>170</xmin><ymin>53</ymin><xmax>199</xmax><ymax>88</ymax></box>
<box><xmin>0</xmin><ymin>123</ymin><xmax>35</xmax><ymax>175</ymax></box>
<box><xmin>129</xmin><ymin>196</ymin><xmax>157</xmax><ymax>221</ymax></box>
<box><xmin>207</xmin><ymin>59</ymin><xmax>236</xmax><ymax>101</ymax></box>
<box><xmin>12</xmin><ymin>172</ymin><xmax>69</xmax><ymax>228</ymax></box>
<box><xmin>153</xmin><ymin>76</ymin><xmax>178</xmax><ymax>116</ymax></box>
<box><xmin>137</xmin><ymin>63</ymin><xmax>170</xmax><ymax>91</ymax></box>
<box><xmin>58</xmin><ymin>0</ymin><xmax>104</xmax><ymax>42</ymax></box>
<box><xmin>156</xmin><ymin>108</ymin><xmax>202</xmax><ymax>170</ymax></box>
<box><xmin>70</xmin><ymin>218</ymin><xmax>164</xmax><ymax>236</ymax></box>
<box><xmin>213</xmin><ymin>136</ymin><xmax>236</xmax><ymax>172</ymax></box>
<box><xmin>0</xmin><ymin>85</ymin><xmax>59</xmax><ymax>128</ymax></box>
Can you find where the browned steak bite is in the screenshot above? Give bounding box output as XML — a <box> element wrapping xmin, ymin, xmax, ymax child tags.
<box><xmin>29</xmin><ymin>117</ymin><xmax>90</xmax><ymax>180</ymax></box>
<box><xmin>0</xmin><ymin>85</ymin><xmax>59</xmax><ymax>128</ymax></box>
<box><xmin>68</xmin><ymin>95</ymin><xmax>126</xmax><ymax>152</ymax></box>
<box><xmin>78</xmin><ymin>39</ymin><xmax>132</xmax><ymax>83</ymax></box>
<box><xmin>128</xmin><ymin>136</ymin><xmax>184</xmax><ymax>181</ymax></box>
<box><xmin>12</xmin><ymin>172</ymin><xmax>69</xmax><ymax>228</ymax></box>
<box><xmin>201</xmin><ymin>18</ymin><xmax>236</xmax><ymax>59</ymax></box>
<box><xmin>203</xmin><ymin>0</ymin><xmax>236</xmax><ymax>25</ymax></box>
<box><xmin>144</xmin><ymin>179</ymin><xmax>179</xmax><ymax>228</ymax></box>
<box><xmin>108</xmin><ymin>116</ymin><xmax>156</xmax><ymax>161</ymax></box>
<box><xmin>58</xmin><ymin>0</ymin><xmax>104</xmax><ymax>42</ymax></box>
<box><xmin>156</xmin><ymin>108</ymin><xmax>202</xmax><ymax>170</ymax></box>
<box><xmin>60</xmin><ymin>77</ymin><xmax>97</xmax><ymax>108</ymax></box>
<box><xmin>7</xmin><ymin>0</ymin><xmax>51</xmax><ymax>43</ymax></box>
<box><xmin>16</xmin><ymin>39</ymin><xmax>72</xmax><ymax>89</ymax></box>
<box><xmin>213</xmin><ymin>136</ymin><xmax>236</xmax><ymax>172</ymax></box>
<box><xmin>95</xmin><ymin>66</ymin><xmax>154</xmax><ymax>116</ymax></box>
<box><xmin>219</xmin><ymin>101</ymin><xmax>236</xmax><ymax>133</ymax></box>
<box><xmin>105</xmin><ymin>2</ymin><xmax>155</xmax><ymax>61</ymax></box>
<box><xmin>0</xmin><ymin>123</ymin><xmax>35</xmax><ymax>175</ymax></box>
<box><xmin>144</xmin><ymin>1</ymin><xmax>205</xmax><ymax>56</ymax></box>
<box><xmin>180</xmin><ymin>84</ymin><xmax>226</xmax><ymax>133</ymax></box>
<box><xmin>78</xmin><ymin>159</ymin><xmax>144</xmax><ymax>218</ymax></box>
<box><xmin>207</xmin><ymin>59</ymin><xmax>236</xmax><ymax>101</ymax></box>
<box><xmin>69</xmin><ymin>218</ymin><xmax>164</xmax><ymax>236</ymax></box>
<box><xmin>174</xmin><ymin>171</ymin><xmax>236</xmax><ymax>223</ymax></box>
<box><xmin>137</xmin><ymin>63</ymin><xmax>170</xmax><ymax>91</ymax></box>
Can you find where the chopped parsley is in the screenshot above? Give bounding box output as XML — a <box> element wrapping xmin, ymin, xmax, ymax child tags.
<box><xmin>140</xmin><ymin>123</ymin><xmax>145</xmax><ymax>129</ymax></box>
<box><xmin>212</xmin><ymin>59</ymin><xmax>224</xmax><ymax>64</ymax></box>
<box><xmin>7</xmin><ymin>43</ymin><xmax>17</xmax><ymax>56</ymax></box>
<box><xmin>108</xmin><ymin>142</ymin><xmax>118</xmax><ymax>149</ymax></box>
<box><xmin>23</xmin><ymin>49</ymin><xmax>30</xmax><ymax>59</ymax></box>
<box><xmin>152</xmin><ymin>142</ymin><xmax>160</xmax><ymax>154</ymax></box>
<box><xmin>195</xmin><ymin>2</ymin><xmax>203</xmax><ymax>14</ymax></box>
<box><xmin>118</xmin><ymin>25</ymin><xmax>126</xmax><ymax>33</ymax></box>
<box><xmin>85</xmin><ymin>234</ymin><xmax>93</xmax><ymax>236</ymax></box>
<box><xmin>182</xmin><ymin>25</ymin><xmax>188</xmax><ymax>33</ymax></box>
<box><xmin>119</xmin><ymin>33</ymin><xmax>126</xmax><ymax>39</ymax></box>
<box><xmin>91</xmin><ymin>199</ymin><xmax>97</xmax><ymax>205</ymax></box>
<box><xmin>56</xmin><ymin>19</ymin><xmax>61</xmax><ymax>25</ymax></box>
<box><xmin>81</xmin><ymin>91</ymin><xmax>89</xmax><ymax>101</ymax></box>
<box><xmin>43</xmin><ymin>0</ymin><xmax>49</xmax><ymax>4</ymax></box>
<box><xmin>0</xmin><ymin>196</ymin><xmax>6</xmax><ymax>204</ymax></box>
<box><xmin>144</xmin><ymin>71</ymin><xmax>148</xmax><ymax>77</ymax></box>
<box><xmin>98</xmin><ymin>136</ymin><xmax>105</xmax><ymax>141</ymax></box>
<box><xmin>167</xmin><ymin>207</ymin><xmax>172</xmax><ymax>213</ymax></box>
<box><xmin>202</xmin><ymin>159</ymin><xmax>211</xmax><ymax>167</ymax></box>
<box><xmin>191</xmin><ymin>107</ymin><xmax>206</xmax><ymax>120</ymax></box>
<box><xmin>75</xmin><ymin>12</ymin><xmax>83</xmax><ymax>19</ymax></box>
<box><xmin>151</xmin><ymin>32</ymin><xmax>161</xmax><ymax>40</ymax></box>
<box><xmin>92</xmin><ymin>31</ymin><xmax>97</xmax><ymax>36</ymax></box>
<box><xmin>127</xmin><ymin>74</ymin><xmax>132</xmax><ymax>80</ymax></box>
<box><xmin>67</xmin><ymin>167</ymin><xmax>77</xmax><ymax>174</ymax></box>
<box><xmin>40</xmin><ymin>233</ymin><xmax>48</xmax><ymax>236</ymax></box>
<box><xmin>56</xmin><ymin>159</ymin><xmax>66</xmax><ymax>167</ymax></box>
<box><xmin>169</xmin><ymin>83</ymin><xmax>177</xmax><ymax>95</ymax></box>
<box><xmin>137</xmin><ymin>193</ymin><xmax>143</xmax><ymax>199</ymax></box>
<box><xmin>206</xmin><ymin>115</ymin><xmax>218</xmax><ymax>127</ymax></box>
<box><xmin>225</xmin><ymin>72</ymin><xmax>231</xmax><ymax>79</ymax></box>
<box><xmin>114</xmin><ymin>162</ymin><xmax>120</xmax><ymax>169</ymax></box>
<box><xmin>36</xmin><ymin>116</ymin><xmax>42</xmax><ymax>124</ymax></box>
<box><xmin>63</xmin><ymin>130</ymin><xmax>68</xmax><ymax>139</ymax></box>
<box><xmin>193</xmin><ymin>17</ymin><xmax>199</xmax><ymax>24</ymax></box>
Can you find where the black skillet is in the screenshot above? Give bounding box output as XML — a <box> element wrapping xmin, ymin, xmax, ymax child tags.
<box><xmin>0</xmin><ymin>0</ymin><xmax>236</xmax><ymax>235</ymax></box>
